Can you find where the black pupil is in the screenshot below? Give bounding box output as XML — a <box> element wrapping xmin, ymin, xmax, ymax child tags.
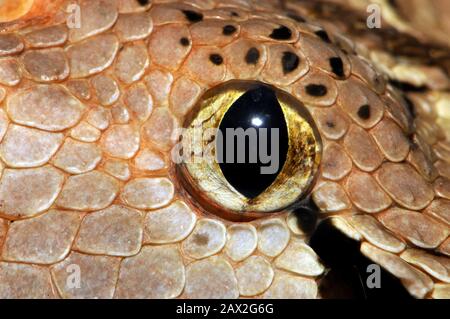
<box><xmin>217</xmin><ymin>86</ymin><xmax>289</xmax><ymax>199</ymax></box>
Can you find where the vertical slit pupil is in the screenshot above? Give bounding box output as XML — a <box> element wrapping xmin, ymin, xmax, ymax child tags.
<box><xmin>217</xmin><ymin>86</ymin><xmax>289</xmax><ymax>199</ymax></box>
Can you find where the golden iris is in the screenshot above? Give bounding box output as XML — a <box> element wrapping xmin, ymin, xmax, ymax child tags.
<box><xmin>176</xmin><ymin>81</ymin><xmax>321</xmax><ymax>220</ymax></box>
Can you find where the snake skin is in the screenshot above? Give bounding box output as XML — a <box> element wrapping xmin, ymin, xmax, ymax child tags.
<box><xmin>0</xmin><ymin>0</ymin><xmax>448</xmax><ymax>299</ymax></box>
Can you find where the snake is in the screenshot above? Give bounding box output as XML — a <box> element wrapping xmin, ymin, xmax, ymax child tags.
<box><xmin>0</xmin><ymin>0</ymin><xmax>448</xmax><ymax>299</ymax></box>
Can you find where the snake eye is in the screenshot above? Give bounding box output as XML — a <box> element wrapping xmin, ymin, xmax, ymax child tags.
<box><xmin>218</xmin><ymin>86</ymin><xmax>289</xmax><ymax>199</ymax></box>
<box><xmin>176</xmin><ymin>81</ymin><xmax>321</xmax><ymax>220</ymax></box>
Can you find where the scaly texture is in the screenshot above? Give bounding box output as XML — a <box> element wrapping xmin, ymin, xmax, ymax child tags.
<box><xmin>0</xmin><ymin>0</ymin><xmax>448</xmax><ymax>299</ymax></box>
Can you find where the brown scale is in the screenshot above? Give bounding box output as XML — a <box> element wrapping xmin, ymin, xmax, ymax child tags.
<box><xmin>91</xmin><ymin>74</ymin><xmax>120</xmax><ymax>106</ymax></box>
<box><xmin>289</xmin><ymin>0</ymin><xmax>450</xmax><ymax>75</ymax></box>
<box><xmin>0</xmin><ymin>0</ymin><xmax>447</xmax><ymax>300</ymax></box>
<box><xmin>169</xmin><ymin>75</ymin><xmax>203</xmax><ymax>117</ymax></box>
<box><xmin>337</xmin><ymin>76</ymin><xmax>384</xmax><ymax>129</ymax></box>
<box><xmin>320</xmin><ymin>141</ymin><xmax>352</xmax><ymax>181</ymax></box>
<box><xmin>123</xmin><ymin>82</ymin><xmax>153</xmax><ymax>121</ymax></box>
<box><xmin>144</xmin><ymin>69</ymin><xmax>173</xmax><ymax>105</ymax></box>
<box><xmin>292</xmin><ymin>67</ymin><xmax>338</xmax><ymax>107</ymax></box>
<box><xmin>370</xmin><ymin>117</ymin><xmax>410</xmax><ymax>163</ymax></box>
<box><xmin>261</xmin><ymin>42</ymin><xmax>309</xmax><ymax>86</ymax></box>
<box><xmin>345</xmin><ymin>169</ymin><xmax>392</xmax><ymax>214</ymax></box>
<box><xmin>223</xmin><ymin>38</ymin><xmax>267</xmax><ymax>79</ymax></box>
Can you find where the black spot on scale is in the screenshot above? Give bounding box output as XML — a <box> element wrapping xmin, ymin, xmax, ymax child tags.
<box><xmin>315</xmin><ymin>30</ymin><xmax>331</xmax><ymax>43</ymax></box>
<box><xmin>245</xmin><ymin>47</ymin><xmax>260</xmax><ymax>65</ymax></box>
<box><xmin>329</xmin><ymin>57</ymin><xmax>345</xmax><ymax>78</ymax></box>
<box><xmin>305</xmin><ymin>84</ymin><xmax>328</xmax><ymax>97</ymax></box>
<box><xmin>179</xmin><ymin>37</ymin><xmax>190</xmax><ymax>47</ymax></box>
<box><xmin>209</xmin><ymin>54</ymin><xmax>223</xmax><ymax>66</ymax></box>
<box><xmin>182</xmin><ymin>10</ymin><xmax>203</xmax><ymax>23</ymax></box>
<box><xmin>281</xmin><ymin>51</ymin><xmax>300</xmax><ymax>74</ymax></box>
<box><xmin>136</xmin><ymin>0</ymin><xmax>150</xmax><ymax>6</ymax></box>
<box><xmin>269</xmin><ymin>26</ymin><xmax>292</xmax><ymax>40</ymax></box>
<box><xmin>357</xmin><ymin>104</ymin><xmax>371</xmax><ymax>120</ymax></box>
<box><xmin>223</xmin><ymin>25</ymin><xmax>237</xmax><ymax>36</ymax></box>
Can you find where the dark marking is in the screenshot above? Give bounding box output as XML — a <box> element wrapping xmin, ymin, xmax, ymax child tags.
<box><xmin>387</xmin><ymin>0</ymin><xmax>399</xmax><ymax>9</ymax></box>
<box><xmin>193</xmin><ymin>234</ymin><xmax>209</xmax><ymax>245</ymax></box>
<box><xmin>326</xmin><ymin>121</ymin><xmax>335</xmax><ymax>128</ymax></box>
<box><xmin>315</xmin><ymin>30</ymin><xmax>331</xmax><ymax>43</ymax></box>
<box><xmin>182</xmin><ymin>10</ymin><xmax>203</xmax><ymax>23</ymax></box>
<box><xmin>209</xmin><ymin>54</ymin><xmax>223</xmax><ymax>65</ymax></box>
<box><xmin>292</xmin><ymin>196</ymin><xmax>319</xmax><ymax>234</ymax></box>
<box><xmin>329</xmin><ymin>57</ymin><xmax>345</xmax><ymax>78</ymax></box>
<box><xmin>269</xmin><ymin>25</ymin><xmax>292</xmax><ymax>40</ymax></box>
<box><xmin>357</xmin><ymin>104</ymin><xmax>371</xmax><ymax>120</ymax></box>
<box><xmin>287</xmin><ymin>13</ymin><xmax>306</xmax><ymax>23</ymax></box>
<box><xmin>207</xmin><ymin>134</ymin><xmax>215</xmax><ymax>143</ymax></box>
<box><xmin>179</xmin><ymin>37</ymin><xmax>190</xmax><ymax>47</ymax></box>
<box><xmin>410</xmin><ymin>141</ymin><xmax>420</xmax><ymax>151</ymax></box>
<box><xmin>136</xmin><ymin>0</ymin><xmax>150</xmax><ymax>6</ymax></box>
<box><xmin>230</xmin><ymin>11</ymin><xmax>239</xmax><ymax>17</ymax></box>
<box><xmin>305</xmin><ymin>84</ymin><xmax>328</xmax><ymax>97</ymax></box>
<box><xmin>245</xmin><ymin>47</ymin><xmax>260</xmax><ymax>65</ymax></box>
<box><xmin>223</xmin><ymin>25</ymin><xmax>237</xmax><ymax>36</ymax></box>
<box><xmin>389</xmin><ymin>80</ymin><xmax>427</xmax><ymax>93</ymax></box>
<box><xmin>311</xmin><ymin>220</ymin><xmax>413</xmax><ymax>299</ymax></box>
<box><xmin>402</xmin><ymin>95</ymin><xmax>417</xmax><ymax>119</ymax></box>
<box><xmin>282</xmin><ymin>51</ymin><xmax>299</xmax><ymax>74</ymax></box>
